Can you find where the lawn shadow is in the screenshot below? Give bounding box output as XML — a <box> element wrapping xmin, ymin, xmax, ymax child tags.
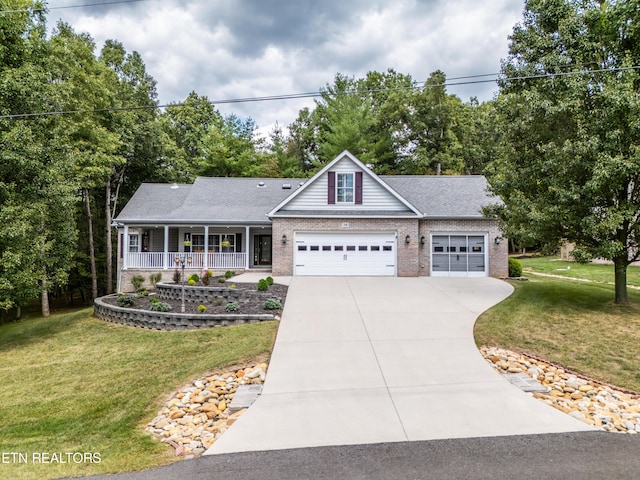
<box><xmin>0</xmin><ymin>308</ymin><xmax>92</xmax><ymax>352</ymax></box>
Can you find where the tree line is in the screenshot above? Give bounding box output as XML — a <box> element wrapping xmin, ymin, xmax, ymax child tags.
<box><xmin>1</xmin><ymin>0</ymin><xmax>639</xmax><ymax>319</ymax></box>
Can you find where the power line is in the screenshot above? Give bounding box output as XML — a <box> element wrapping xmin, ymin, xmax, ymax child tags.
<box><xmin>0</xmin><ymin>0</ymin><xmax>146</xmax><ymax>14</ymax></box>
<box><xmin>0</xmin><ymin>66</ymin><xmax>638</xmax><ymax>120</ymax></box>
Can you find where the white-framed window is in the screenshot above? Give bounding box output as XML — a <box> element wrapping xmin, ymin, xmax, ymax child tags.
<box><xmin>208</xmin><ymin>234</ymin><xmax>236</xmax><ymax>253</ymax></box>
<box><xmin>128</xmin><ymin>234</ymin><xmax>140</xmax><ymax>253</ymax></box>
<box><xmin>336</xmin><ymin>172</ymin><xmax>354</xmax><ymax>203</ymax></box>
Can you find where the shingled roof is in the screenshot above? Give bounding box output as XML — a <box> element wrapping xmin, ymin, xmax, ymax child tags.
<box><xmin>382</xmin><ymin>175</ymin><xmax>500</xmax><ymax>218</ymax></box>
<box><xmin>115</xmin><ymin>175</ymin><xmax>500</xmax><ymax>223</ymax></box>
<box><xmin>116</xmin><ymin>178</ymin><xmax>304</xmax><ymax>224</ymax></box>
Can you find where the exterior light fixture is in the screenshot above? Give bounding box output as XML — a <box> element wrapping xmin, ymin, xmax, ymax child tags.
<box><xmin>420</xmin><ymin>236</ymin><xmax>426</xmax><ymax>245</ymax></box>
<box><xmin>282</xmin><ymin>234</ymin><xmax>287</xmax><ymax>245</ymax></box>
<box><xmin>494</xmin><ymin>236</ymin><xmax>502</xmax><ymax>245</ymax></box>
<box><xmin>405</xmin><ymin>235</ymin><xmax>411</xmax><ymax>244</ymax></box>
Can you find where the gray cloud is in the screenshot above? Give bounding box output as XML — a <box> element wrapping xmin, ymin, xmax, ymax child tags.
<box><xmin>46</xmin><ymin>0</ymin><xmax>524</xmax><ymax>132</ymax></box>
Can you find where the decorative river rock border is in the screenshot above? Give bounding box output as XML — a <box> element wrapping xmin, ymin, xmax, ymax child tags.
<box><xmin>482</xmin><ymin>346</ymin><xmax>640</xmax><ymax>433</ymax></box>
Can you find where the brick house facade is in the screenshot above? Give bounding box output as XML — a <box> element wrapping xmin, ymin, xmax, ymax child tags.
<box><xmin>114</xmin><ymin>151</ymin><xmax>508</xmax><ymax>290</ymax></box>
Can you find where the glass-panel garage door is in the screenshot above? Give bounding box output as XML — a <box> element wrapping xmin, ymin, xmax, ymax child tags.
<box><xmin>431</xmin><ymin>234</ymin><xmax>487</xmax><ymax>277</ymax></box>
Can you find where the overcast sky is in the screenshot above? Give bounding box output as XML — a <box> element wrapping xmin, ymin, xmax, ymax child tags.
<box><xmin>46</xmin><ymin>0</ymin><xmax>525</xmax><ymax>134</ymax></box>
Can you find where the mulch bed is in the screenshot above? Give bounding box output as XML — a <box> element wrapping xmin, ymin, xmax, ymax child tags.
<box><xmin>104</xmin><ymin>281</ymin><xmax>288</xmax><ymax>316</ymax></box>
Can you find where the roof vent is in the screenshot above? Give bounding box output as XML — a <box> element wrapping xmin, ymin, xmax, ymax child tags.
<box><xmin>282</xmin><ymin>183</ymin><xmax>292</xmax><ymax>189</ymax></box>
<box><xmin>257</xmin><ymin>181</ymin><xmax>266</xmax><ymax>188</ymax></box>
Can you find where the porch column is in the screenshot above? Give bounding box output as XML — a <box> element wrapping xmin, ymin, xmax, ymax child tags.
<box><xmin>204</xmin><ymin>225</ymin><xmax>209</xmax><ymax>269</ymax></box>
<box><xmin>245</xmin><ymin>226</ymin><xmax>250</xmax><ymax>269</ymax></box>
<box><xmin>123</xmin><ymin>225</ymin><xmax>129</xmax><ymax>270</ymax></box>
<box><xmin>163</xmin><ymin>225</ymin><xmax>169</xmax><ymax>270</ymax></box>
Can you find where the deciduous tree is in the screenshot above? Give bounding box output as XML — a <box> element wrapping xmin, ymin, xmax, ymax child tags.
<box><xmin>489</xmin><ymin>0</ymin><xmax>640</xmax><ymax>304</ymax></box>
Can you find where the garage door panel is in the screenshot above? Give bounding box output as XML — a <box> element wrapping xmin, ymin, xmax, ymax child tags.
<box><xmin>431</xmin><ymin>234</ymin><xmax>488</xmax><ymax>277</ymax></box>
<box><xmin>295</xmin><ymin>233</ymin><xmax>396</xmax><ymax>276</ymax></box>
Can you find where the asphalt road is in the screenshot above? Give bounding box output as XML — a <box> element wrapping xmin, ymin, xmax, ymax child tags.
<box><xmin>65</xmin><ymin>432</ymin><xmax>640</xmax><ymax>480</ymax></box>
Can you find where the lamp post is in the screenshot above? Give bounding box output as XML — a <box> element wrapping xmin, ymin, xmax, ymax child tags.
<box><xmin>174</xmin><ymin>255</ymin><xmax>192</xmax><ymax>313</ymax></box>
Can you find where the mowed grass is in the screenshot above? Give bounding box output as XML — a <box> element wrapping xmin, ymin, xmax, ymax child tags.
<box><xmin>0</xmin><ymin>309</ymin><xmax>278</xmax><ymax>480</ymax></box>
<box><xmin>518</xmin><ymin>256</ymin><xmax>640</xmax><ymax>287</ymax></box>
<box><xmin>475</xmin><ymin>276</ymin><xmax>640</xmax><ymax>392</ymax></box>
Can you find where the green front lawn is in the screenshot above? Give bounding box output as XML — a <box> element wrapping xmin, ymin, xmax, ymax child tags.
<box><xmin>517</xmin><ymin>256</ymin><xmax>640</xmax><ymax>287</ymax></box>
<box><xmin>475</xmin><ymin>276</ymin><xmax>640</xmax><ymax>392</ymax></box>
<box><xmin>0</xmin><ymin>309</ymin><xmax>278</xmax><ymax>480</ymax></box>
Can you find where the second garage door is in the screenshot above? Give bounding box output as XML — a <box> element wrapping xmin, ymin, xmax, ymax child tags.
<box><xmin>294</xmin><ymin>232</ymin><xmax>396</xmax><ymax>276</ymax></box>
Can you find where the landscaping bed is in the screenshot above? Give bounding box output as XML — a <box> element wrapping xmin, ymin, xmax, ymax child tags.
<box><xmin>95</xmin><ymin>274</ymin><xmax>287</xmax><ymax>330</ymax></box>
<box><xmin>103</xmin><ymin>282</ymin><xmax>287</xmax><ymax>316</ymax></box>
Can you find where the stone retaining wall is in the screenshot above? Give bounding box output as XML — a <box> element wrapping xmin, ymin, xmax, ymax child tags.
<box><xmin>154</xmin><ymin>283</ymin><xmax>276</xmax><ymax>305</ymax></box>
<box><xmin>93</xmin><ymin>296</ymin><xmax>275</xmax><ymax>331</ymax></box>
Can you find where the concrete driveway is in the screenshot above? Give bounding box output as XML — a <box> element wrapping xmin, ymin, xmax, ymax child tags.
<box><xmin>206</xmin><ymin>277</ymin><xmax>592</xmax><ymax>455</ymax></box>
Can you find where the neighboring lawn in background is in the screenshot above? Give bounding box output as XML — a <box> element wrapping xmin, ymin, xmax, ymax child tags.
<box><xmin>0</xmin><ymin>309</ymin><xmax>278</xmax><ymax>480</ymax></box>
<box><xmin>517</xmin><ymin>255</ymin><xmax>640</xmax><ymax>287</ymax></box>
<box><xmin>474</xmin><ymin>276</ymin><xmax>640</xmax><ymax>392</ymax></box>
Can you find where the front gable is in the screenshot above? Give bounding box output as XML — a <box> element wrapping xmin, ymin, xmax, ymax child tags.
<box><xmin>268</xmin><ymin>151</ymin><xmax>421</xmax><ymax>217</ymax></box>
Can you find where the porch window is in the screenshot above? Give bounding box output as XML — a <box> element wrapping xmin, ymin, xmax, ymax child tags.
<box><xmin>192</xmin><ymin>235</ymin><xmax>205</xmax><ymax>253</ymax></box>
<box><xmin>129</xmin><ymin>234</ymin><xmax>139</xmax><ymax>253</ymax></box>
<box><xmin>208</xmin><ymin>234</ymin><xmax>237</xmax><ymax>253</ymax></box>
<box><xmin>221</xmin><ymin>234</ymin><xmax>235</xmax><ymax>252</ymax></box>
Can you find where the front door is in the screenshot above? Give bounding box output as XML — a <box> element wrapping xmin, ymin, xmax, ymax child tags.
<box><xmin>254</xmin><ymin>235</ymin><xmax>272</xmax><ymax>266</ymax></box>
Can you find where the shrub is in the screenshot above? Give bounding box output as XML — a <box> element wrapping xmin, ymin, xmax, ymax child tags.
<box><xmin>198</xmin><ymin>304</ymin><xmax>207</xmax><ymax>313</ymax></box>
<box><xmin>136</xmin><ymin>287</ymin><xmax>149</xmax><ymax>297</ymax></box>
<box><xmin>215</xmin><ymin>298</ymin><xmax>223</xmax><ymax>306</ymax></box>
<box><xmin>257</xmin><ymin>279</ymin><xmax>269</xmax><ymax>291</ymax></box>
<box><xmin>150</xmin><ymin>301</ymin><xmax>171</xmax><ymax>312</ymax></box>
<box><xmin>117</xmin><ymin>294</ymin><xmax>136</xmax><ymax>307</ymax></box>
<box><xmin>218</xmin><ymin>277</ymin><xmax>226</xmax><ymax>283</ymax></box>
<box><xmin>149</xmin><ymin>272</ymin><xmax>162</xmax><ymax>288</ymax></box>
<box><xmin>265</xmin><ymin>276</ymin><xmax>274</xmax><ymax>286</ymax></box>
<box><xmin>188</xmin><ymin>273</ymin><xmax>200</xmax><ymax>284</ymax></box>
<box><xmin>150</xmin><ymin>297</ymin><xmax>160</xmax><ymax>305</ymax></box>
<box><xmin>201</xmin><ymin>270</ymin><xmax>213</xmax><ymax>286</ymax></box>
<box><xmin>188</xmin><ymin>279</ymin><xmax>196</xmax><ymax>286</ymax></box>
<box><xmin>225</xmin><ymin>302</ymin><xmax>240</xmax><ymax>312</ymax></box>
<box><xmin>263</xmin><ymin>298</ymin><xmax>282</xmax><ymax>310</ymax></box>
<box><xmin>225</xmin><ymin>270</ymin><xmax>235</xmax><ymax>279</ymax></box>
<box><xmin>509</xmin><ymin>258</ymin><xmax>523</xmax><ymax>278</ymax></box>
<box><xmin>131</xmin><ymin>275</ymin><xmax>145</xmax><ymax>290</ymax></box>
<box><xmin>229</xmin><ymin>284</ymin><xmax>236</xmax><ymax>289</ymax></box>
<box><xmin>173</xmin><ymin>269</ymin><xmax>181</xmax><ymax>283</ymax></box>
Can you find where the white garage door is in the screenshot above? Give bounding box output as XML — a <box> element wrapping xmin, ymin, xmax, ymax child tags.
<box><xmin>431</xmin><ymin>234</ymin><xmax>488</xmax><ymax>277</ymax></box>
<box><xmin>294</xmin><ymin>232</ymin><xmax>396</xmax><ymax>276</ymax></box>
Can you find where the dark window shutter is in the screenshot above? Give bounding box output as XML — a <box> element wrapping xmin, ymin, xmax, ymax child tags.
<box><xmin>236</xmin><ymin>233</ymin><xmax>242</xmax><ymax>252</ymax></box>
<box><xmin>328</xmin><ymin>171</ymin><xmax>336</xmax><ymax>204</ymax></box>
<box><xmin>355</xmin><ymin>171</ymin><xmax>363</xmax><ymax>205</ymax></box>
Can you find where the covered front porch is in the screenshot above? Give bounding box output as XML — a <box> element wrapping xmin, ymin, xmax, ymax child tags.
<box><xmin>119</xmin><ymin>224</ymin><xmax>273</xmax><ymax>271</ymax></box>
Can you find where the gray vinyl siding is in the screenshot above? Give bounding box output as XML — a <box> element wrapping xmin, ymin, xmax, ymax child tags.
<box><xmin>282</xmin><ymin>157</ymin><xmax>409</xmax><ymax>211</ymax></box>
<box><xmin>150</xmin><ymin>230</ymin><xmax>164</xmax><ymax>252</ymax></box>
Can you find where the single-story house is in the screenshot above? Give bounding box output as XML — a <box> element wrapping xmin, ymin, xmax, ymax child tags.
<box><xmin>114</xmin><ymin>151</ymin><xmax>508</xmax><ymax>290</ymax></box>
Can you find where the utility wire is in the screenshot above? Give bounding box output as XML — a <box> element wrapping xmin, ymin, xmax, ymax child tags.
<box><xmin>0</xmin><ymin>0</ymin><xmax>146</xmax><ymax>14</ymax></box>
<box><xmin>0</xmin><ymin>66</ymin><xmax>637</xmax><ymax>120</ymax></box>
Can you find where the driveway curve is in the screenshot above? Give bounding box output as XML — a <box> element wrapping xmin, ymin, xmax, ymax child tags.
<box><xmin>206</xmin><ymin>277</ymin><xmax>592</xmax><ymax>455</ymax></box>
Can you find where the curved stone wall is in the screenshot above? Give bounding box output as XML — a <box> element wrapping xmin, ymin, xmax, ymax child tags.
<box><xmin>154</xmin><ymin>282</ymin><xmax>276</xmax><ymax>305</ymax></box>
<box><xmin>93</xmin><ymin>295</ymin><xmax>275</xmax><ymax>331</ymax></box>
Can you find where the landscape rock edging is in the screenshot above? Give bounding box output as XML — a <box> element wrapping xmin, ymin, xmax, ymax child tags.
<box><xmin>145</xmin><ymin>363</ymin><xmax>268</xmax><ymax>457</ymax></box>
<box><xmin>482</xmin><ymin>346</ymin><xmax>640</xmax><ymax>434</ymax></box>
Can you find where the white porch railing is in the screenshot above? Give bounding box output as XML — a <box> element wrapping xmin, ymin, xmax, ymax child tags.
<box><xmin>127</xmin><ymin>252</ymin><xmax>165</xmax><ymax>269</ymax></box>
<box><xmin>125</xmin><ymin>252</ymin><xmax>247</xmax><ymax>270</ymax></box>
